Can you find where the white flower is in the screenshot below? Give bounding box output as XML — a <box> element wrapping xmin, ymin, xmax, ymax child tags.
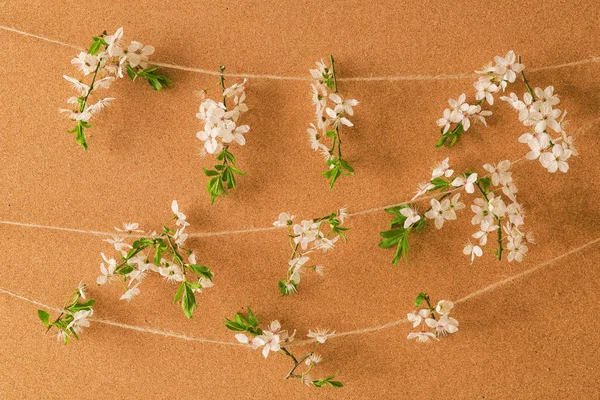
<box><xmin>314</xmin><ymin>265</ymin><xmax>325</xmax><ymax>276</ymax></box>
<box><xmin>159</xmin><ymin>264</ymin><xmax>184</xmax><ymax>283</ymax></box>
<box><xmin>67</xmin><ymin>309</ymin><xmax>93</xmax><ymax>333</ymax></box>
<box><xmin>483</xmin><ymin>160</ymin><xmax>512</xmax><ymax>186</ymax></box>
<box><xmin>407</xmin><ymin>331</ymin><xmax>438</xmax><ymax>342</ymax></box>
<box><xmin>507</xmin><ymin>237</ymin><xmax>528</xmax><ymax>262</ymax></box>
<box><xmin>435</xmin><ymin>300</ymin><xmax>454</xmax><ymax>316</ymax></box>
<box><xmin>425</xmin><ymin>315</ymin><xmax>459</xmax><ymax>336</ymax></box>
<box><xmin>120</xmin><ymin>284</ymin><xmax>141</xmax><ymax>302</ymax></box>
<box><xmin>431</xmin><ymin>157</ymin><xmax>454</xmax><ymax>179</ymax></box>
<box><xmin>171</xmin><ymin>200</ymin><xmax>189</xmax><ymax>227</ymax></box>
<box><xmin>313</xmin><ymin>236</ymin><xmax>339</xmax><ymax>252</ymax></box>
<box><xmin>329</xmin><ymin>93</ymin><xmax>358</xmax><ymax>116</ymax></box>
<box><xmin>436</xmin><ymin>108</ymin><xmax>460</xmax><ymax>134</ymax></box>
<box><xmin>472</xmin><ymin>220</ymin><xmax>499</xmax><ymax>246</ymax></box>
<box><xmin>407</xmin><ymin>309</ymin><xmax>431</xmax><ymax>328</ymax></box>
<box><xmin>104</xmin><ymin>27</ymin><xmax>124</xmax><ymax>57</ymax></box>
<box><xmin>493</xmin><ymin>50</ymin><xmax>524</xmax><ymax>86</ymax></box>
<box><xmin>307</xmin><ymin>328</ymin><xmax>335</xmax><ymax>344</ymax></box>
<box><xmin>474</xmin><ymin>78</ymin><xmax>499</xmax><ymax>105</ymax></box>
<box><xmin>338</xmin><ymin>206</ymin><xmax>349</xmax><ymax>223</ymax></box>
<box><xmin>114</xmin><ymin>222</ymin><xmax>143</xmax><ymax>233</ymax></box>
<box><xmin>173</xmin><ymin>227</ymin><xmax>188</xmax><ymax>246</ymax></box>
<box><xmin>273</xmin><ymin>212</ymin><xmax>295</xmax><ymax>228</ymax></box>
<box><xmin>534</xmin><ymin>86</ymin><xmax>560</xmax><ymax>107</ymax></box>
<box><xmin>306</xmin><ymin>353</ymin><xmax>322</xmax><ymax>365</ymax></box>
<box><xmin>325</xmin><ymin>107</ymin><xmax>353</xmax><ymax>128</ymax></box>
<box><xmin>123</xmin><ymin>41</ymin><xmax>155</xmax><ymax>69</ymax></box>
<box><xmin>400</xmin><ymin>207</ymin><xmax>421</xmax><ymax>229</ymax></box>
<box><xmin>71</xmin><ymin>52</ymin><xmax>99</xmax><ymax>76</ymax></box>
<box><xmin>424</xmin><ymin>198</ymin><xmax>455</xmax><ymax>229</ymax></box>
<box><xmin>293</xmin><ymin>220</ymin><xmax>323</xmax><ymax>250</ymax></box>
<box><xmin>452</xmin><ymin>173</ymin><xmax>478</xmax><ymax>194</ymax></box>
<box><xmin>77</xmin><ymin>282</ymin><xmax>87</xmax><ymax>299</ymax></box>
<box><xmin>252</xmin><ymin>330</ymin><xmax>281</xmax><ymax>359</ymax></box>
<box><xmin>470</xmin><ymin>197</ymin><xmax>494</xmax><ymax>227</ymax></box>
<box><xmin>539</xmin><ymin>144</ymin><xmax>571</xmax><ymax>173</ymax></box>
<box><xmin>97</xmin><ymin>253</ymin><xmax>117</xmax><ymax>285</ymax></box>
<box><xmin>463</xmin><ymin>241</ymin><xmax>483</xmax><ymax>263</ymax></box>
<box><xmin>63</xmin><ymin>75</ymin><xmax>90</xmax><ymax>96</ymax></box>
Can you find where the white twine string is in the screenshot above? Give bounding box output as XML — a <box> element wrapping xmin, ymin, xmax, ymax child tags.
<box><xmin>0</xmin><ymin>24</ymin><xmax>598</xmax><ymax>81</ymax></box>
<box><xmin>1</xmin><ymin>235</ymin><xmax>597</xmax><ymax>346</ymax></box>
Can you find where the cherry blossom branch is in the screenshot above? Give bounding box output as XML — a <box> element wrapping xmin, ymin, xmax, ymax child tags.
<box><xmin>198</xmin><ymin>66</ymin><xmax>249</xmax><ymax>203</ymax></box>
<box><xmin>226</xmin><ymin>308</ymin><xmax>342</xmax><ymax>388</ymax></box>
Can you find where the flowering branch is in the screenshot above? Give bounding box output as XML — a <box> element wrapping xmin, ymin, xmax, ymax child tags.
<box><xmin>197</xmin><ymin>66</ymin><xmax>249</xmax><ymax>203</ymax></box>
<box><xmin>97</xmin><ymin>201</ymin><xmax>213</xmax><ymax>318</ymax></box>
<box><xmin>273</xmin><ymin>208</ymin><xmax>349</xmax><ymax>295</ymax></box>
<box><xmin>380</xmin><ymin>158</ymin><xmax>533</xmax><ymax>265</ymax></box>
<box><xmin>435</xmin><ymin>50</ymin><xmax>523</xmax><ymax>147</ymax></box>
<box><xmin>37</xmin><ymin>282</ymin><xmax>94</xmax><ymax>344</ymax></box>
<box><xmin>407</xmin><ymin>293</ymin><xmax>458</xmax><ymax>343</ymax></box>
<box><xmin>60</xmin><ymin>27</ymin><xmax>170</xmax><ymax>150</ymax></box>
<box><xmin>226</xmin><ymin>308</ymin><xmax>342</xmax><ymax>388</ymax></box>
<box><xmin>308</xmin><ymin>56</ymin><xmax>359</xmax><ymax>189</ymax></box>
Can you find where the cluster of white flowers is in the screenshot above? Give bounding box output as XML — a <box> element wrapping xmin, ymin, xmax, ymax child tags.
<box><xmin>228</xmin><ymin>308</ymin><xmax>340</xmax><ymax>388</ymax></box>
<box><xmin>392</xmin><ymin>158</ymin><xmax>533</xmax><ymax>264</ymax></box>
<box><xmin>37</xmin><ymin>282</ymin><xmax>95</xmax><ymax>344</ymax></box>
<box><xmin>500</xmin><ymin>86</ymin><xmax>576</xmax><ymax>173</ymax></box>
<box><xmin>60</xmin><ymin>27</ymin><xmax>166</xmax><ymax>149</ymax></box>
<box><xmin>96</xmin><ymin>201</ymin><xmax>213</xmax><ymax>318</ymax></box>
<box><xmin>436</xmin><ymin>50</ymin><xmax>524</xmax><ymax>146</ymax></box>
<box><xmin>308</xmin><ymin>57</ymin><xmax>358</xmax><ymax>187</ymax></box>
<box><xmin>196</xmin><ymin>78</ymin><xmax>250</xmax><ymax>155</ymax></box>
<box><xmin>407</xmin><ymin>298</ymin><xmax>458</xmax><ymax>343</ymax></box>
<box><xmin>273</xmin><ymin>208</ymin><xmax>348</xmax><ymax>295</ymax></box>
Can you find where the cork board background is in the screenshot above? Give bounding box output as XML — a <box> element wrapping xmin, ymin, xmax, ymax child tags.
<box><xmin>1</xmin><ymin>1</ymin><xmax>599</xmax><ymax>398</ymax></box>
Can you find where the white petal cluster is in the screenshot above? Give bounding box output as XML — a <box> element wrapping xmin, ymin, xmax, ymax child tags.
<box><xmin>196</xmin><ymin>79</ymin><xmax>250</xmax><ymax>155</ymax></box>
<box><xmin>436</xmin><ymin>50</ymin><xmax>523</xmax><ymax>138</ymax></box>
<box><xmin>235</xmin><ymin>320</ymin><xmax>296</xmax><ymax>359</ymax></box>
<box><xmin>500</xmin><ymin>86</ymin><xmax>576</xmax><ymax>173</ymax></box>
<box><xmin>275</xmin><ymin>209</ymin><xmax>347</xmax><ymax>295</ymax></box>
<box><xmin>407</xmin><ymin>300</ymin><xmax>458</xmax><ymax>342</ymax></box>
<box><xmin>308</xmin><ymin>59</ymin><xmax>358</xmax><ymax>157</ymax></box>
<box><xmin>60</xmin><ymin>27</ymin><xmax>155</xmax><ymax>124</ymax></box>
<box><xmin>96</xmin><ymin>201</ymin><xmax>213</xmax><ymax>303</ymax></box>
<box><xmin>464</xmin><ymin>160</ymin><xmax>534</xmax><ymax>263</ymax></box>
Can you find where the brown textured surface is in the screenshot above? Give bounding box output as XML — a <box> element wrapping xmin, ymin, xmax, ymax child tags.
<box><xmin>0</xmin><ymin>1</ymin><xmax>599</xmax><ymax>398</ymax></box>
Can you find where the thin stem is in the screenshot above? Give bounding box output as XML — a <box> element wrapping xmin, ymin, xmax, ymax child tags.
<box><xmin>285</xmin><ymin>351</ymin><xmax>312</xmax><ymax>379</ymax></box>
<box><xmin>329</xmin><ymin>55</ymin><xmax>338</xmax><ymax>93</ymax></box>
<box><xmin>518</xmin><ymin>56</ymin><xmax>535</xmax><ymax>99</ymax></box>
<box><xmin>218</xmin><ymin>65</ymin><xmax>227</xmax><ymax>108</ymax></box>
<box><xmin>475</xmin><ymin>182</ymin><xmax>503</xmax><ymax>260</ymax></box>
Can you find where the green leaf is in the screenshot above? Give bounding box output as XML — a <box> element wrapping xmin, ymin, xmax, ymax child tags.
<box><xmin>247</xmin><ymin>307</ymin><xmax>259</xmax><ymax>327</ymax></box>
<box><xmin>414</xmin><ymin>292</ymin><xmax>427</xmax><ymax>307</ymax></box>
<box><xmin>189</xmin><ymin>264</ymin><xmax>213</xmax><ymax>280</ymax></box>
<box><xmin>173</xmin><ymin>282</ymin><xmax>185</xmax><ymax>303</ymax></box>
<box><xmin>339</xmin><ymin>159</ymin><xmax>354</xmax><ymax>174</ymax></box>
<box><xmin>203</xmin><ymin>168</ymin><xmax>219</xmax><ymax>177</ymax></box>
<box><xmin>37</xmin><ymin>310</ymin><xmax>51</xmax><ymax>326</ymax></box>
<box><xmin>66</xmin><ymin>299</ymin><xmax>96</xmax><ymax>312</ymax></box>
<box><xmin>181</xmin><ymin>282</ymin><xmax>197</xmax><ymax>319</ymax></box>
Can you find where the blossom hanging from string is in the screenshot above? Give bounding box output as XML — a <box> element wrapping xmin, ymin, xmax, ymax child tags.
<box><xmin>60</xmin><ymin>27</ymin><xmax>170</xmax><ymax>150</ymax></box>
<box><xmin>308</xmin><ymin>56</ymin><xmax>359</xmax><ymax>189</ymax></box>
<box><xmin>226</xmin><ymin>307</ymin><xmax>342</xmax><ymax>388</ymax></box>
<box><xmin>379</xmin><ymin>158</ymin><xmax>533</xmax><ymax>265</ymax></box>
<box><xmin>197</xmin><ymin>66</ymin><xmax>250</xmax><ymax>203</ymax></box>
<box><xmin>37</xmin><ymin>282</ymin><xmax>95</xmax><ymax>344</ymax></box>
<box><xmin>97</xmin><ymin>200</ymin><xmax>213</xmax><ymax>318</ymax></box>
<box><xmin>273</xmin><ymin>208</ymin><xmax>349</xmax><ymax>295</ymax></box>
<box><xmin>407</xmin><ymin>293</ymin><xmax>458</xmax><ymax>343</ymax></box>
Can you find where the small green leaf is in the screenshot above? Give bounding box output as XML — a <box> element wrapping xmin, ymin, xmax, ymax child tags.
<box><xmin>37</xmin><ymin>310</ymin><xmax>51</xmax><ymax>326</ymax></box>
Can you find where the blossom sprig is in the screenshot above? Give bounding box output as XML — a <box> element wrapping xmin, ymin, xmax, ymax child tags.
<box><xmin>379</xmin><ymin>158</ymin><xmax>533</xmax><ymax>265</ymax></box>
<box><xmin>407</xmin><ymin>293</ymin><xmax>458</xmax><ymax>343</ymax></box>
<box><xmin>500</xmin><ymin>65</ymin><xmax>576</xmax><ymax>174</ymax></box>
<box><xmin>273</xmin><ymin>208</ymin><xmax>349</xmax><ymax>295</ymax></box>
<box><xmin>226</xmin><ymin>307</ymin><xmax>342</xmax><ymax>388</ymax></box>
<box><xmin>197</xmin><ymin>66</ymin><xmax>250</xmax><ymax>203</ymax></box>
<box><xmin>60</xmin><ymin>27</ymin><xmax>170</xmax><ymax>150</ymax></box>
<box><xmin>97</xmin><ymin>200</ymin><xmax>213</xmax><ymax>319</ymax></box>
<box><xmin>308</xmin><ymin>56</ymin><xmax>359</xmax><ymax>189</ymax></box>
<box><xmin>37</xmin><ymin>282</ymin><xmax>95</xmax><ymax>344</ymax></box>
<box><xmin>435</xmin><ymin>50</ymin><xmax>524</xmax><ymax>147</ymax></box>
